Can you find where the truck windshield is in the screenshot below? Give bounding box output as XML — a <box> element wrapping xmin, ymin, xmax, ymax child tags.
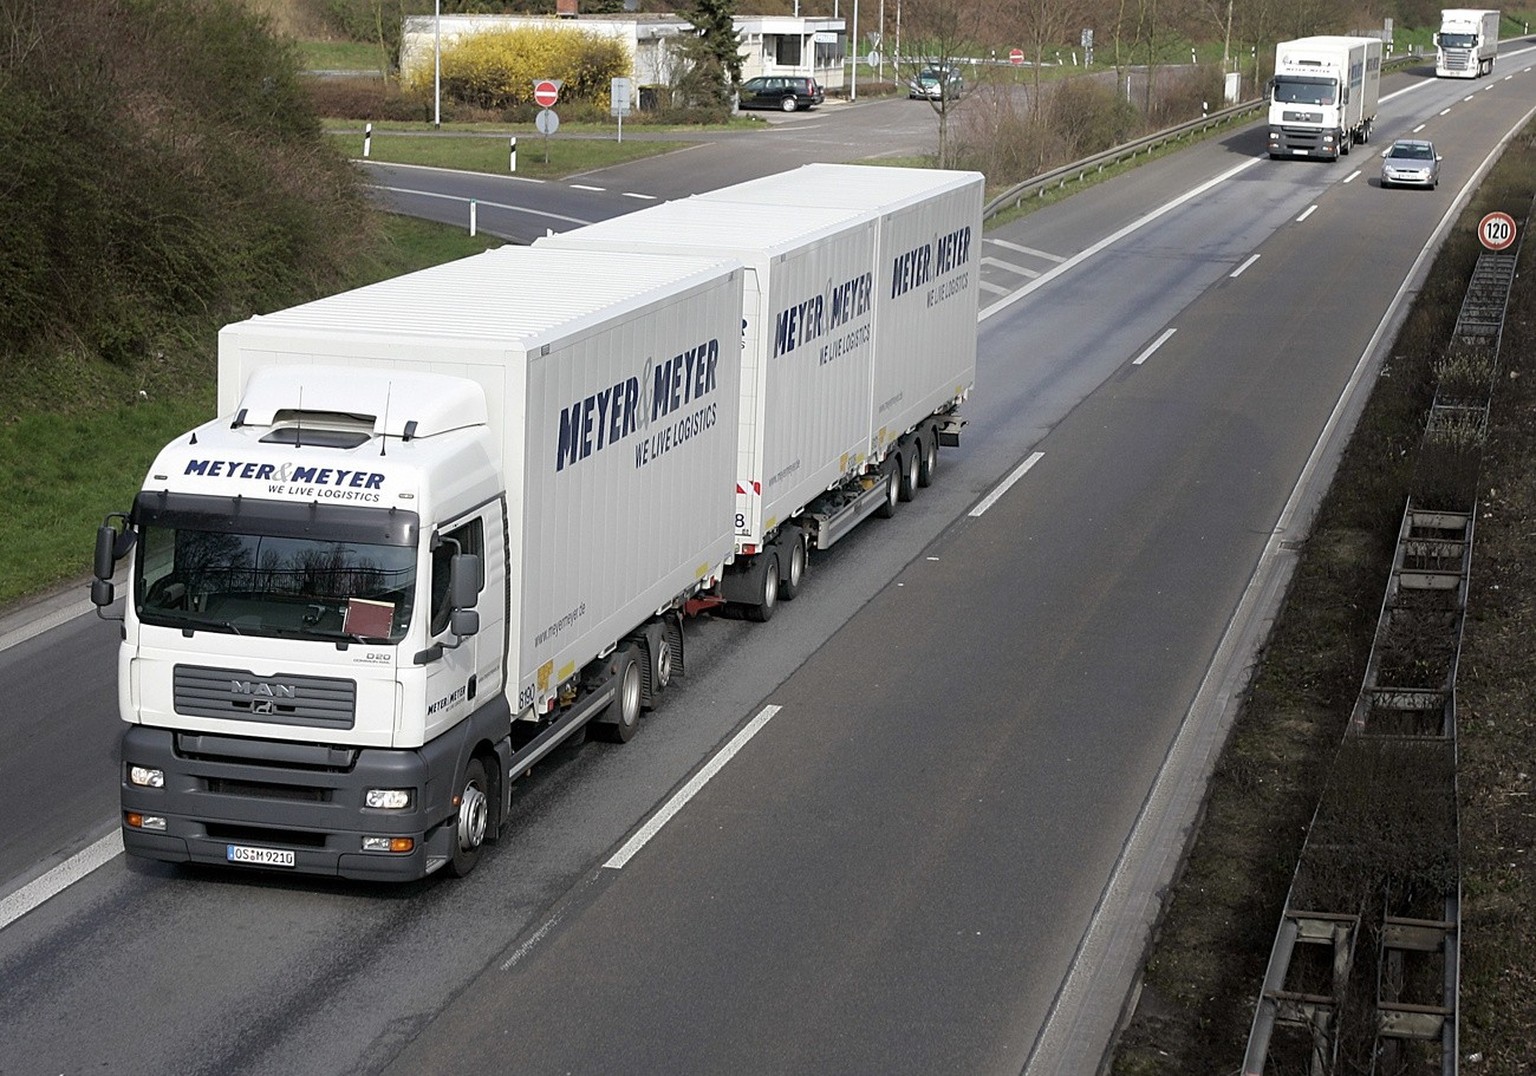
<box><xmin>1438</xmin><ymin>32</ymin><xmax>1477</xmax><ymax>47</ymax></box>
<box><xmin>132</xmin><ymin>492</ymin><xmax>420</xmax><ymax>643</ymax></box>
<box><xmin>1272</xmin><ymin>77</ymin><xmax>1337</xmax><ymax>105</ymax></box>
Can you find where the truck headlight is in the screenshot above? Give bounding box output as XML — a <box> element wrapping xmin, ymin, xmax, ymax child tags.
<box><xmin>366</xmin><ymin>789</ymin><xmax>412</xmax><ymax>809</ymax></box>
<box><xmin>129</xmin><ymin>765</ymin><xmax>164</xmax><ymax>788</ymax></box>
<box><xmin>363</xmin><ymin>836</ymin><xmax>415</xmax><ymax>852</ymax></box>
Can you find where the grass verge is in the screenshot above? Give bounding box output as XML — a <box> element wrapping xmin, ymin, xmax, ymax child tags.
<box><xmin>0</xmin><ymin>216</ymin><xmax>502</xmax><ymax>609</ymax></box>
<box><xmin>326</xmin><ymin>129</ymin><xmax>691</xmax><ymax>179</ymax></box>
<box><xmin>1111</xmin><ymin>121</ymin><xmax>1536</xmax><ymax>1070</ymax></box>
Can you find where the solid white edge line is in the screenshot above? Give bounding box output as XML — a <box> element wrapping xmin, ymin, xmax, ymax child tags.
<box><xmin>1023</xmin><ymin>89</ymin><xmax>1536</xmax><ymax>1075</ymax></box>
<box><xmin>969</xmin><ymin>452</ymin><xmax>1045</xmax><ymax>518</ymax></box>
<box><xmin>1343</xmin><ymin>169</ymin><xmax>1362</xmax><ymax>183</ymax></box>
<box><xmin>0</xmin><ymin>831</ymin><xmax>122</xmax><ymax>932</ymax></box>
<box><xmin>1296</xmin><ymin>204</ymin><xmax>1319</xmax><ymax>222</ymax></box>
<box><xmin>603</xmin><ymin>704</ymin><xmax>782</xmax><ymax>870</ymax></box>
<box><xmin>1230</xmin><ymin>253</ymin><xmax>1261</xmax><ymax>279</ymax></box>
<box><xmin>1132</xmin><ymin>327</ymin><xmax>1177</xmax><ymax>366</ymax></box>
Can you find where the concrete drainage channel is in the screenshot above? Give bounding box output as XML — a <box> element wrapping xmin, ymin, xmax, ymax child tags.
<box><xmin>1240</xmin><ymin>243</ymin><xmax>1522</xmax><ymax>1074</ymax></box>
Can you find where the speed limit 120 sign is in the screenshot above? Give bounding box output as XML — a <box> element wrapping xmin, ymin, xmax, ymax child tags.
<box><xmin>1478</xmin><ymin>211</ymin><xmax>1517</xmax><ymax>252</ymax></box>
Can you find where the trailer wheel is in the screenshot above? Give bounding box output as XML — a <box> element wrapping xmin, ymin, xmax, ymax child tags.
<box><xmin>917</xmin><ymin>432</ymin><xmax>938</xmax><ymax>488</ymax></box>
<box><xmin>876</xmin><ymin>462</ymin><xmax>899</xmax><ymax>519</ymax></box>
<box><xmin>448</xmin><ymin>757</ymin><xmax>490</xmax><ymax>877</ymax></box>
<box><xmin>593</xmin><ymin>649</ymin><xmax>643</xmax><ymax>743</ymax></box>
<box><xmin>898</xmin><ymin>446</ymin><xmax>920</xmax><ymax>502</ymax></box>
<box><xmin>780</xmin><ymin>535</ymin><xmax>806</xmax><ymax>601</ymax></box>
<box><xmin>745</xmin><ymin>553</ymin><xmax>780</xmax><ymax>622</ymax></box>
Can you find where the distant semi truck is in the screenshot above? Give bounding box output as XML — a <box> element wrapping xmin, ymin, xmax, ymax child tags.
<box><xmin>1435</xmin><ymin>9</ymin><xmax>1500</xmax><ymax>78</ymax></box>
<box><xmin>1267</xmin><ymin>36</ymin><xmax>1383</xmax><ymax>161</ymax></box>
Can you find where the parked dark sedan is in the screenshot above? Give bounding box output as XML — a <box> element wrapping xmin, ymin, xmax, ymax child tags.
<box><xmin>737</xmin><ymin>75</ymin><xmax>823</xmax><ymax>112</ymax></box>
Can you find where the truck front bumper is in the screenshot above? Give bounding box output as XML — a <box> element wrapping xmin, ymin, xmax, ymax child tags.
<box><xmin>1268</xmin><ymin>126</ymin><xmax>1342</xmax><ymax>158</ymax></box>
<box><xmin>119</xmin><ymin>726</ymin><xmax>461</xmax><ymax>882</ymax></box>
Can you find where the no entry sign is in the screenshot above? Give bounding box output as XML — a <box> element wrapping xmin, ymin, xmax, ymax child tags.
<box><xmin>533</xmin><ymin>80</ymin><xmax>560</xmax><ymax>108</ymax></box>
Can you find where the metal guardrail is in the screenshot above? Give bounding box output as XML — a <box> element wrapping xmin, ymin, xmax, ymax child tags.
<box><xmin>982</xmin><ymin>98</ymin><xmax>1265</xmax><ymax>220</ymax></box>
<box><xmin>983</xmin><ymin>51</ymin><xmax>1425</xmax><ymax>222</ymax></box>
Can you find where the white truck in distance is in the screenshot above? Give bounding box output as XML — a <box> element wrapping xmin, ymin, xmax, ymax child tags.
<box><xmin>92</xmin><ymin>247</ymin><xmax>745</xmax><ymax>880</ymax></box>
<box><xmin>1435</xmin><ymin>9</ymin><xmax>1500</xmax><ymax>77</ymax></box>
<box><xmin>91</xmin><ymin>167</ymin><xmax>982</xmax><ymax>882</ymax></box>
<box><xmin>1267</xmin><ymin>36</ymin><xmax>1383</xmax><ymax>160</ymax></box>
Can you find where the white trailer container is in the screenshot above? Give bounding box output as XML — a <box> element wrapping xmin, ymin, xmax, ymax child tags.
<box><xmin>1436</xmin><ymin>9</ymin><xmax>1499</xmax><ymax>77</ymax></box>
<box><xmin>696</xmin><ymin>164</ymin><xmax>982</xmax><ymax>472</ymax></box>
<box><xmin>538</xmin><ymin>199</ymin><xmax>885</xmax><ymax>618</ymax></box>
<box><xmin>1267</xmin><ymin>36</ymin><xmax>1382</xmax><ymax>160</ymax></box>
<box><xmin>94</xmin><ymin>246</ymin><xmax>744</xmax><ymax>880</ymax></box>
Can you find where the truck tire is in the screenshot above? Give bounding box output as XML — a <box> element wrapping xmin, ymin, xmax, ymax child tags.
<box><xmin>592</xmin><ymin>650</ymin><xmax>643</xmax><ymax>743</ymax></box>
<box><xmin>745</xmin><ymin>553</ymin><xmax>780</xmax><ymax>622</ymax></box>
<box><xmin>448</xmin><ymin>757</ymin><xmax>491</xmax><ymax>877</ymax></box>
<box><xmin>898</xmin><ymin>445</ymin><xmax>920</xmax><ymax>502</ymax></box>
<box><xmin>876</xmin><ymin>461</ymin><xmax>899</xmax><ymax>519</ymax></box>
<box><xmin>917</xmin><ymin>431</ymin><xmax>938</xmax><ymax>488</ymax></box>
<box><xmin>780</xmin><ymin>535</ymin><xmax>806</xmax><ymax>601</ymax></box>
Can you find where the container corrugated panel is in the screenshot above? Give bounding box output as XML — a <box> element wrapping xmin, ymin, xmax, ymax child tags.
<box><xmin>698</xmin><ymin>165</ymin><xmax>982</xmax><ymax>457</ymax></box>
<box><xmin>217</xmin><ymin>247</ymin><xmax>744</xmax><ymax>704</ymax></box>
<box><xmin>537</xmin><ymin>201</ymin><xmax>878</xmax><ymax>550</ymax></box>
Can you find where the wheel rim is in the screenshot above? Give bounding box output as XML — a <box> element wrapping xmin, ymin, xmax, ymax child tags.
<box><xmin>655</xmin><ymin>638</ymin><xmax>673</xmax><ymax>690</ymax></box>
<box><xmin>907</xmin><ymin>452</ymin><xmax>918</xmax><ymax>489</ymax></box>
<box><xmin>457</xmin><ymin>778</ymin><xmax>488</xmax><ymax>852</ymax></box>
<box><xmin>887</xmin><ymin>470</ymin><xmax>899</xmax><ymax>509</ymax></box>
<box><xmin>763</xmin><ymin>559</ymin><xmax>779</xmax><ymax>610</ymax></box>
<box><xmin>924</xmin><ymin>438</ymin><xmax>937</xmax><ymax>479</ymax></box>
<box><xmin>789</xmin><ymin>541</ymin><xmax>805</xmax><ymax>588</ymax></box>
<box><xmin>621</xmin><ymin>661</ymin><xmax>642</xmax><ymax>725</ymax></box>
<box><xmin>782</xmin><ymin>97</ymin><xmax>796</xmax><ymax>111</ymax></box>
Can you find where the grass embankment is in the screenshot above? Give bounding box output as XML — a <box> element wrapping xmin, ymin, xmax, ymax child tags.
<box><xmin>0</xmin><ymin>218</ymin><xmax>502</xmax><ymax>609</ymax></box>
<box><xmin>1112</xmin><ymin>123</ymin><xmax>1536</xmax><ymax>1070</ymax></box>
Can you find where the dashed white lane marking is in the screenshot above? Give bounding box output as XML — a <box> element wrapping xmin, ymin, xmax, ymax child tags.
<box><xmin>603</xmin><ymin>704</ymin><xmax>782</xmax><ymax>870</ymax></box>
<box><xmin>1132</xmin><ymin>328</ymin><xmax>1177</xmax><ymax>366</ymax></box>
<box><xmin>969</xmin><ymin>452</ymin><xmax>1045</xmax><ymax>517</ymax></box>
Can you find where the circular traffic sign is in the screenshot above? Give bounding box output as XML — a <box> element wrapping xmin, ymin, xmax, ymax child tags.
<box><xmin>535</xmin><ymin>108</ymin><xmax>559</xmax><ymax>135</ymax></box>
<box><xmin>533</xmin><ymin>80</ymin><xmax>559</xmax><ymax>108</ymax></box>
<box><xmin>1478</xmin><ymin>211</ymin><xmax>1517</xmax><ymax>252</ymax></box>
<box><xmin>1009</xmin><ymin>47</ymin><xmax>1025</xmax><ymax>65</ymax></box>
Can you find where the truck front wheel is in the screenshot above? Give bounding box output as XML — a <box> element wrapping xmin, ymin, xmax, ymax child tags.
<box><xmin>448</xmin><ymin>757</ymin><xmax>490</xmax><ymax>877</ymax></box>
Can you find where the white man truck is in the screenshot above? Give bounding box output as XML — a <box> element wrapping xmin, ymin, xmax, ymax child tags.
<box><xmin>91</xmin><ymin>246</ymin><xmax>745</xmax><ymax>880</ymax></box>
<box><xmin>539</xmin><ymin>164</ymin><xmax>982</xmax><ymax>622</ymax></box>
<box><xmin>1267</xmin><ymin>36</ymin><xmax>1383</xmax><ymax>160</ymax></box>
<box><xmin>1435</xmin><ymin>9</ymin><xmax>1500</xmax><ymax>77</ymax></box>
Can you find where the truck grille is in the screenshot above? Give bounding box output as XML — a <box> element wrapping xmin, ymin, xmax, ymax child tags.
<box><xmin>174</xmin><ymin>664</ymin><xmax>357</xmax><ymax>729</ymax></box>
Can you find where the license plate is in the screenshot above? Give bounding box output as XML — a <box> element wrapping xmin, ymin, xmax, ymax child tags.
<box><xmin>227</xmin><ymin>844</ymin><xmax>296</xmax><ymax>868</ymax></box>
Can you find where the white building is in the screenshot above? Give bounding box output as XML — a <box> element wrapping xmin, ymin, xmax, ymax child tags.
<box><xmin>735</xmin><ymin>17</ymin><xmax>845</xmax><ymax>90</ymax></box>
<box><xmin>398</xmin><ymin>12</ymin><xmax>847</xmax><ymax>105</ymax></box>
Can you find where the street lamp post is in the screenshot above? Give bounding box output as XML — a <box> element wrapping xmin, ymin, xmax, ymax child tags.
<box><xmin>433</xmin><ymin>0</ymin><xmax>442</xmax><ymax>128</ymax></box>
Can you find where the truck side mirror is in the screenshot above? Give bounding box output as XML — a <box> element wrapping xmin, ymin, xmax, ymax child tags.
<box><xmin>94</xmin><ymin>524</ymin><xmax>119</xmax><ymax>581</ymax></box>
<box><xmin>450</xmin><ymin>552</ymin><xmax>483</xmax><ymax>608</ymax></box>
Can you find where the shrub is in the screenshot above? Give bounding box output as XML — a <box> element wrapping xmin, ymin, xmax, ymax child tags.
<box><xmin>405</xmin><ymin>26</ymin><xmax>630</xmax><ymax>109</ymax></box>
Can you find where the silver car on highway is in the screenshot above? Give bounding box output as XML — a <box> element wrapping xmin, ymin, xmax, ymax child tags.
<box><xmin>1380</xmin><ymin>139</ymin><xmax>1441</xmax><ymax>189</ymax></box>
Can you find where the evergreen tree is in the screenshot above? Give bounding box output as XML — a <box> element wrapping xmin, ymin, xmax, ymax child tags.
<box><xmin>679</xmin><ymin>0</ymin><xmax>742</xmax><ymax>107</ymax></box>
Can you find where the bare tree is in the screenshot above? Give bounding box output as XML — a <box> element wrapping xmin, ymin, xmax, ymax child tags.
<box><xmin>891</xmin><ymin>0</ymin><xmax>988</xmax><ymax>167</ymax></box>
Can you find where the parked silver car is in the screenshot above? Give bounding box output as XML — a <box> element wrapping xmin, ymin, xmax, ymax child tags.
<box><xmin>1380</xmin><ymin>139</ymin><xmax>1441</xmax><ymax>189</ymax></box>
